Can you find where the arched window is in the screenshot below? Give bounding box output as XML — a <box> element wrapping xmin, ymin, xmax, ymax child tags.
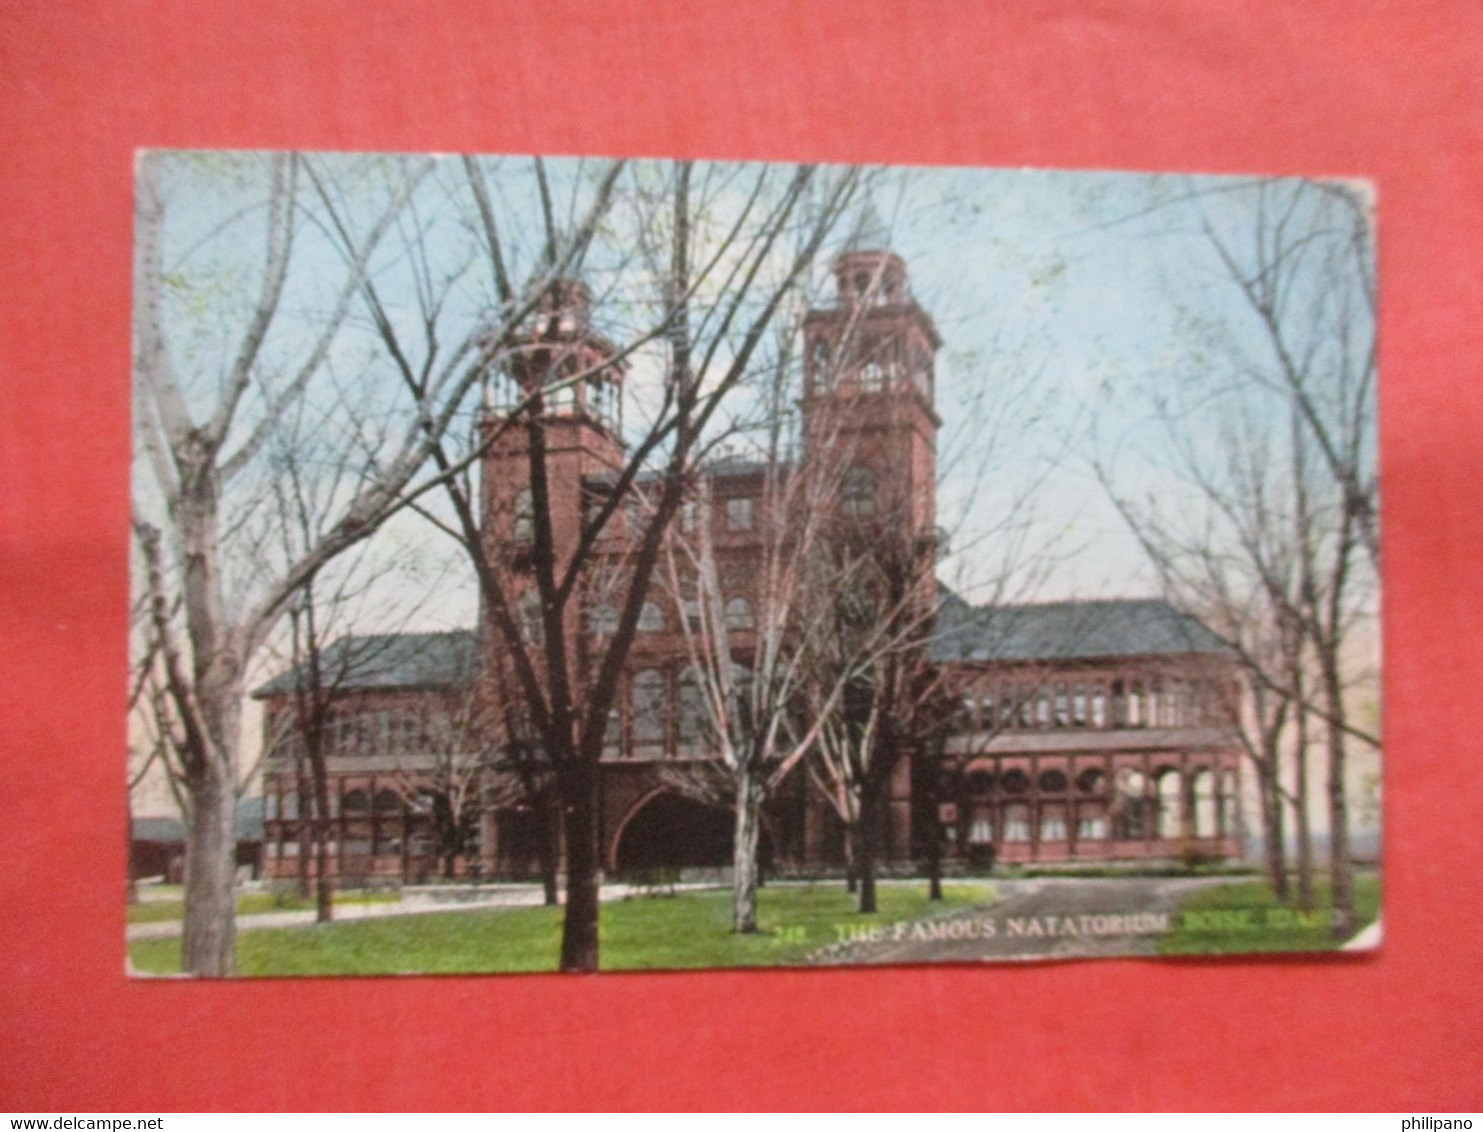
<box><xmin>1115</xmin><ymin>769</ymin><xmax>1148</xmax><ymax>839</ymax></box>
<box><xmin>637</xmin><ymin>601</ymin><xmax>664</xmax><ymax>633</ymax></box>
<box><xmin>677</xmin><ymin>669</ymin><xmax>707</xmax><ymax>751</ymax></box>
<box><xmin>1000</xmin><ymin>769</ymin><xmax>1030</xmax><ymax>795</ymax></box>
<box><xmin>1192</xmin><ymin>769</ymin><xmax>1218</xmax><ymax>838</ymax></box>
<box><xmin>1076</xmin><ymin>767</ymin><xmax>1105</xmax><ymax>794</ymax></box>
<box><xmin>342</xmin><ymin>789</ymin><xmax>370</xmax><ymax>814</ymax></box>
<box><xmin>841</xmin><ymin>465</ymin><xmax>877</xmax><ymax>517</ymax></box>
<box><xmin>1220</xmin><ymin>769</ymin><xmax>1239</xmax><ymax>836</ymax></box>
<box><xmin>1038</xmin><ymin>769</ymin><xmax>1069</xmax><ymax>794</ymax></box>
<box><xmin>512</xmin><ymin>487</ymin><xmax>534</xmax><ymax>542</ymax></box>
<box><xmin>724</xmin><ymin>596</ymin><xmax>754</xmax><ymax>630</ymax></box>
<box><xmin>966</xmin><ymin>770</ymin><xmax>995</xmax><ymax>795</ymax></box>
<box><xmin>587</xmin><ymin>604</ymin><xmax>619</xmax><ymax>637</ymax></box>
<box><xmin>374</xmin><ymin>789</ymin><xmax>402</xmax><ymax>814</ymax></box>
<box><xmin>859</xmin><ymin>362</ymin><xmax>885</xmax><ymax>392</ymax></box>
<box><xmin>1156</xmin><ymin>769</ymin><xmax>1182</xmax><ymax>839</ymax></box>
<box><xmin>631</xmin><ymin>669</ymin><xmax>666</xmax><ymax>748</ymax></box>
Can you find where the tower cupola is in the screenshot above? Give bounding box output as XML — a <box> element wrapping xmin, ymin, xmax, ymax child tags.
<box><xmin>832</xmin><ymin>250</ymin><xmax>909</xmax><ymax>308</ymax></box>
<box><xmin>486</xmin><ymin>276</ymin><xmax>625</xmax><ymax>436</ymax></box>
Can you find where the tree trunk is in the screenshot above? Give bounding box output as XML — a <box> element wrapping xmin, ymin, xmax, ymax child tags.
<box><xmin>1293</xmin><ymin>711</ymin><xmax>1315</xmax><ymax>911</ymax></box>
<box><xmin>925</xmin><ymin>761</ymin><xmax>944</xmax><ymax>901</ymax></box>
<box><xmin>1259</xmin><ymin>749</ymin><xmax>1289</xmax><ymax>902</ymax></box>
<box><xmin>125</xmin><ymin>787</ymin><xmax>140</xmax><ymax>905</ymax></box>
<box><xmin>310</xmin><ymin>745</ymin><xmax>333</xmax><ymax>922</ymax></box>
<box><xmin>1320</xmin><ymin>658</ymin><xmax>1355</xmax><ymax>940</ymax></box>
<box><xmin>295</xmin><ymin>770</ymin><xmax>313</xmax><ymax>901</ymax></box>
<box><xmin>558</xmin><ymin>769</ymin><xmax>601</xmax><ymax>972</ymax></box>
<box><xmin>856</xmin><ymin>788</ymin><xmax>879</xmax><ymax>915</ymax></box>
<box><xmin>927</xmin><ymin>827</ymin><xmax>943</xmax><ymax>902</ymax></box>
<box><xmin>732</xmin><ymin>769</ymin><xmax>763</xmax><ymax>934</ymax></box>
<box><xmin>539</xmin><ymin>791</ymin><xmax>561</xmax><ymax>906</ymax></box>
<box><xmin>180</xmin><ymin>763</ymin><xmax>237</xmax><ymax>976</ymax></box>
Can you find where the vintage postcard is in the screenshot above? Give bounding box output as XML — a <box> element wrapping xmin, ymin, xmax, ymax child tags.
<box><xmin>128</xmin><ymin>150</ymin><xmax>1380</xmax><ymax>976</ymax></box>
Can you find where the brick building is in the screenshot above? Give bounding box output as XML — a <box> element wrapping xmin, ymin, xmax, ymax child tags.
<box><xmin>257</xmin><ymin>245</ymin><xmax>1244</xmax><ymax>885</ymax></box>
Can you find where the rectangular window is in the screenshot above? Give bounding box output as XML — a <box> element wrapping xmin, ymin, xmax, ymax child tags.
<box><xmin>632</xmin><ymin>671</ymin><xmax>666</xmax><ymax>748</ymax></box>
<box><xmin>968</xmin><ymin>807</ymin><xmax>993</xmax><ymax>845</ymax></box>
<box><xmin>1003</xmin><ymin>805</ymin><xmax>1031</xmax><ymax>842</ymax></box>
<box><xmin>602</xmin><ymin>705</ymin><xmax>623</xmax><ymax>759</ymax></box>
<box><xmin>1076</xmin><ymin>806</ymin><xmax>1108</xmax><ymax>840</ymax></box>
<box><xmin>1053</xmin><ymin>686</ymin><xmax>1070</xmax><ymax>727</ymax></box>
<box><xmin>724</xmin><ymin>496</ymin><xmax>754</xmax><ymax>531</ymax></box>
<box><xmin>1039</xmin><ymin>803</ymin><xmax>1068</xmax><ymax>841</ymax></box>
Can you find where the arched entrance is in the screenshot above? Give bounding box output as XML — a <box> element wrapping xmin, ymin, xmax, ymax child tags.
<box><xmin>610</xmin><ymin>791</ymin><xmax>774</xmax><ymax>876</ymax></box>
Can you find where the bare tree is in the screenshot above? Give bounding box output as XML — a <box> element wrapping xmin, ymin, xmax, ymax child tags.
<box><xmin>130</xmin><ymin>151</ymin><xmax>615</xmax><ymax>974</ymax></box>
<box><xmin>1097</xmin><ymin>177</ymin><xmax>1379</xmax><ymax>935</ymax></box>
<box><xmin>378</xmin><ymin>159</ymin><xmax>864</xmax><ymax>969</ymax></box>
<box><xmin>657</xmin><ymin>352</ymin><xmax>881</xmax><ymax>931</ymax></box>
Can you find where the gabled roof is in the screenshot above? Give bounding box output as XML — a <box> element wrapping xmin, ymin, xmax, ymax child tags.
<box><xmin>929</xmin><ymin>594</ymin><xmax>1232</xmax><ymax>664</ymax></box>
<box><xmin>254</xmin><ymin>630</ymin><xmax>479</xmax><ymax>697</ymax></box>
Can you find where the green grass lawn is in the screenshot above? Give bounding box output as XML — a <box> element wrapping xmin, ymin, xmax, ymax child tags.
<box><xmin>1157</xmin><ymin>871</ymin><xmax>1381</xmax><ymax>955</ymax></box>
<box><xmin>128</xmin><ymin>882</ymin><xmax>993</xmax><ymax>976</ymax></box>
<box><xmin>126</xmin><ymin>889</ymin><xmax>399</xmax><ymax>925</ymax></box>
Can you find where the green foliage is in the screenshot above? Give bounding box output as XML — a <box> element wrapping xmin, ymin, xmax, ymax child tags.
<box><xmin>125</xmin><ymin>889</ymin><xmax>397</xmax><ymax>925</ymax></box>
<box><xmin>128</xmin><ymin>882</ymin><xmax>992</xmax><ymax>976</ymax></box>
<box><xmin>1156</xmin><ymin>872</ymin><xmax>1381</xmax><ymax>956</ymax></box>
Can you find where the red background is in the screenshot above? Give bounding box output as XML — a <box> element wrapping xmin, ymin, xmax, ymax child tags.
<box><xmin>2</xmin><ymin>0</ymin><xmax>1479</xmax><ymax>1112</ymax></box>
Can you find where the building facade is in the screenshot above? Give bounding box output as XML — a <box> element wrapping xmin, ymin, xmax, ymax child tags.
<box><xmin>257</xmin><ymin>246</ymin><xmax>1243</xmax><ymax>885</ymax></box>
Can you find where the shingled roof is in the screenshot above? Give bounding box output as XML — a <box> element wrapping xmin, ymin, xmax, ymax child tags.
<box><xmin>929</xmin><ymin>594</ymin><xmax>1231</xmax><ymax>664</ymax></box>
<box><xmin>254</xmin><ymin>630</ymin><xmax>479</xmax><ymax>697</ymax></box>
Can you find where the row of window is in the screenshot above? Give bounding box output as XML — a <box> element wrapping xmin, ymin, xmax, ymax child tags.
<box><xmin>265</xmin><ymin>786</ymin><xmax>457</xmax><ymax>819</ymax></box>
<box><xmin>957</xmin><ymin>794</ymin><xmax>1236</xmax><ymax>845</ymax></box>
<box><xmin>958</xmin><ymin>765</ymin><xmax>1235</xmax><ymax>797</ymax></box>
<box><xmin>511</xmin><ymin>489</ymin><xmax>758</xmax><ymax>543</ymax></box>
<box><xmin>266</xmin><ymin>829</ymin><xmax>480</xmax><ymax>859</ymax></box>
<box><xmin>519</xmin><ymin>593</ymin><xmax>756</xmax><ymax>643</ymax></box>
<box><xmin>508</xmin><ymin>465</ymin><xmax>889</xmax><ymax>545</ymax></box>
<box><xmin>270</xmin><ymin>710</ymin><xmax>436</xmax><ymax>760</ymax></box>
<box><xmin>956</xmin><ymin>676</ymin><xmax>1228</xmax><ymax>733</ymax></box>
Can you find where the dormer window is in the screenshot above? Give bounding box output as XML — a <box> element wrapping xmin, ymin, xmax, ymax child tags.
<box><xmin>724</xmin><ymin>496</ymin><xmax>754</xmax><ymax>531</ymax></box>
<box><xmin>724</xmin><ymin>596</ymin><xmax>754</xmax><ymax>630</ymax></box>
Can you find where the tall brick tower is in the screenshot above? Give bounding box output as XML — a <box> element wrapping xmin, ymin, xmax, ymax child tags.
<box><xmin>479</xmin><ymin>279</ymin><xmax>628</xmax><ymax>666</ymax></box>
<box><xmin>800</xmin><ymin>241</ymin><xmax>943</xmax><ymax>869</ymax></box>
<box><xmin>801</xmin><ymin>244</ymin><xmax>942</xmax><ymax>541</ymax></box>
